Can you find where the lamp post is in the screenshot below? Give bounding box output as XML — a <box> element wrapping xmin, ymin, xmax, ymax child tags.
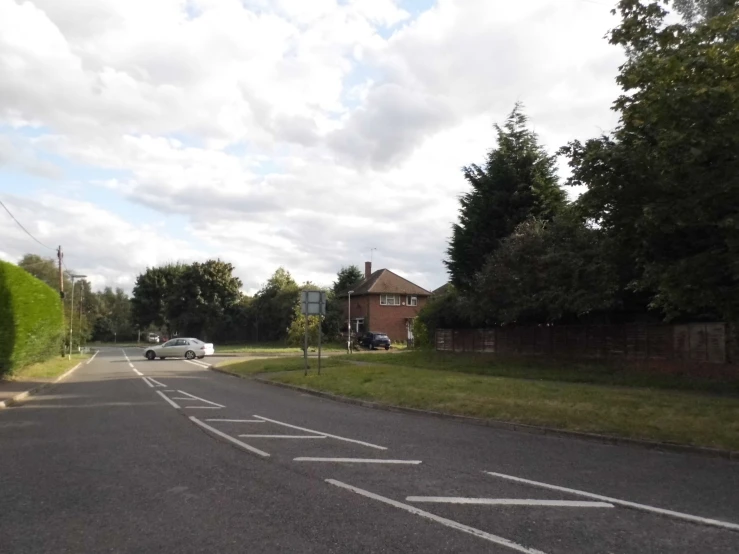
<box><xmin>67</xmin><ymin>274</ymin><xmax>87</xmax><ymax>359</ymax></box>
<box><xmin>347</xmin><ymin>290</ymin><xmax>354</xmax><ymax>354</ymax></box>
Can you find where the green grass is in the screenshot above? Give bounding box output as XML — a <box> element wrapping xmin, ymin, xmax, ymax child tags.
<box><xmin>216</xmin><ymin>342</ymin><xmax>348</xmax><ymax>354</ymax></box>
<box><xmin>270</xmin><ymin>364</ymin><xmax>739</xmax><ymax>451</ymax></box>
<box><xmin>10</xmin><ymin>353</ymin><xmax>90</xmax><ymax>381</ymax></box>
<box><xmin>216</xmin><ymin>356</ymin><xmax>346</xmax><ymax>376</ymax></box>
<box><xmin>339</xmin><ymin>350</ymin><xmax>739</xmax><ymax>395</ymax></box>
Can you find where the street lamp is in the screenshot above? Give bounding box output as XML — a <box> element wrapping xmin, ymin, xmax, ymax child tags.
<box><xmin>347</xmin><ymin>290</ymin><xmax>354</xmax><ymax>354</ymax></box>
<box><xmin>67</xmin><ymin>274</ymin><xmax>87</xmax><ymax>359</ymax></box>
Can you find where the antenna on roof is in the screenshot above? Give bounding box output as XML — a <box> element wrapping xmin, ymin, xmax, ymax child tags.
<box><xmin>370</xmin><ymin>247</ymin><xmax>377</xmax><ymax>264</ymax></box>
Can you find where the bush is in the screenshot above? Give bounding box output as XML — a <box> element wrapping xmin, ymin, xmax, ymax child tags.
<box><xmin>0</xmin><ymin>261</ymin><xmax>64</xmax><ymax>377</ymax></box>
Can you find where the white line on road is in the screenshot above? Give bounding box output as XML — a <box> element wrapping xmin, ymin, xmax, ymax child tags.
<box><xmin>184</xmin><ymin>406</ymin><xmax>223</xmax><ymax>409</ymax></box>
<box><xmin>156</xmin><ymin>390</ymin><xmax>180</xmax><ymax>409</ymax></box>
<box><xmin>133</xmin><ymin>369</ymin><xmax>143</xmax><ymax>376</ymax></box>
<box><xmin>405</xmin><ymin>497</ymin><xmax>614</xmax><ymax>508</ymax></box>
<box><xmin>128</xmin><ymin>362</ymin><xmax>134</xmax><ymax>368</ymax></box>
<box><xmin>326</xmin><ymin>480</ymin><xmax>546</xmax><ymax>554</ymax></box>
<box><xmin>190</xmin><ymin>417</ymin><xmax>270</xmax><ymax>457</ymax></box>
<box><xmin>253</xmin><ymin>415</ymin><xmax>387</xmax><ymax>450</ymax></box>
<box><xmin>240</xmin><ymin>435</ymin><xmax>327</xmax><ymax>439</ymax></box>
<box><xmin>176</xmin><ymin>390</ymin><xmax>225</xmax><ymax>408</ymax></box>
<box><xmin>485</xmin><ymin>472</ymin><xmax>739</xmax><ymax>532</ymax></box>
<box><xmin>141</xmin><ymin>377</ymin><xmax>154</xmax><ymax>388</ymax></box>
<box><xmin>295</xmin><ymin>458</ymin><xmax>421</xmax><ymax>464</ymax></box>
<box><xmin>205</xmin><ymin>419</ymin><xmax>265</xmax><ymax>423</ymax></box>
<box><xmin>184</xmin><ymin>359</ymin><xmax>210</xmax><ymax>368</ymax></box>
<box><xmin>164</xmin><ymin>390</ymin><xmax>176</xmax><ymax>392</ymax></box>
<box><xmin>86</xmin><ymin>351</ymin><xmax>99</xmax><ymax>364</ymax></box>
<box><xmin>147</xmin><ymin>377</ymin><xmax>167</xmax><ymax>387</ymax></box>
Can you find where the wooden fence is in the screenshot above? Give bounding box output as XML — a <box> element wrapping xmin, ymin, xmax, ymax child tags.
<box><xmin>435</xmin><ymin>323</ymin><xmax>729</xmax><ymax>364</ymax></box>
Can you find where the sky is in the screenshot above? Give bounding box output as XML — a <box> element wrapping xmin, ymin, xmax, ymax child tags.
<box><xmin>0</xmin><ymin>0</ymin><xmax>624</xmax><ymax>295</ymax></box>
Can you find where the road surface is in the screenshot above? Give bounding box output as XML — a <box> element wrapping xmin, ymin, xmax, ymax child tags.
<box><xmin>1</xmin><ymin>347</ymin><xmax>737</xmax><ymax>553</ymax></box>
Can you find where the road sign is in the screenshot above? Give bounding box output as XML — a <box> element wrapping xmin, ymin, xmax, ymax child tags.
<box><xmin>301</xmin><ymin>290</ymin><xmax>326</xmax><ymax>316</ymax></box>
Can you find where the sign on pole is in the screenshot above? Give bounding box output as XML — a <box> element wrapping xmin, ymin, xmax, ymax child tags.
<box><xmin>300</xmin><ymin>291</ymin><xmax>326</xmax><ymax>375</ymax></box>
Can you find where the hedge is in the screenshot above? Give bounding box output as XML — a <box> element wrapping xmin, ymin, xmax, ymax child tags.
<box><xmin>0</xmin><ymin>261</ymin><xmax>64</xmax><ymax>377</ymax></box>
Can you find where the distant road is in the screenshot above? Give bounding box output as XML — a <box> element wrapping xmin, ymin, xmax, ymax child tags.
<box><xmin>1</xmin><ymin>347</ymin><xmax>737</xmax><ymax>553</ymax></box>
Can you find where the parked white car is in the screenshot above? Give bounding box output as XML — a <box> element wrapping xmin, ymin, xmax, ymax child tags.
<box><xmin>146</xmin><ymin>332</ymin><xmax>160</xmax><ymax>343</ymax></box>
<box><xmin>144</xmin><ymin>338</ymin><xmax>214</xmax><ymax>360</ymax></box>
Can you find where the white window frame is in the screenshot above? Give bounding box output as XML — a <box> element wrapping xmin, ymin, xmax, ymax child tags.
<box><xmin>407</xmin><ymin>296</ymin><xmax>418</xmax><ymax>307</ymax></box>
<box><xmin>380</xmin><ymin>294</ymin><xmax>400</xmax><ymax>306</ymax></box>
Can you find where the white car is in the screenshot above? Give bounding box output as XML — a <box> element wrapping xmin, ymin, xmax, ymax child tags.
<box><xmin>144</xmin><ymin>338</ymin><xmax>214</xmax><ymax>360</ymax></box>
<box><xmin>146</xmin><ymin>333</ymin><xmax>160</xmax><ymax>343</ymax></box>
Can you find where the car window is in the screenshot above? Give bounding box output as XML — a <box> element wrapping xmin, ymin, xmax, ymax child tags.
<box><xmin>175</xmin><ymin>339</ymin><xmax>189</xmax><ymax>346</ymax></box>
<box><xmin>163</xmin><ymin>340</ymin><xmax>176</xmax><ymax>347</ymax></box>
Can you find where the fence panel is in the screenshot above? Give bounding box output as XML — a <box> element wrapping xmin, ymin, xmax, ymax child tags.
<box><xmin>436</xmin><ymin>323</ymin><xmax>727</xmax><ymax>364</ymax></box>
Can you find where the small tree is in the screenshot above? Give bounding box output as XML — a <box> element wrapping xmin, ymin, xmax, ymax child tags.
<box><xmin>287</xmin><ymin>303</ymin><xmax>321</xmax><ymax>348</ymax></box>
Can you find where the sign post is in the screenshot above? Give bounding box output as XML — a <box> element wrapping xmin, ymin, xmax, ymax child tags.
<box><xmin>300</xmin><ymin>290</ymin><xmax>326</xmax><ymax>376</ymax></box>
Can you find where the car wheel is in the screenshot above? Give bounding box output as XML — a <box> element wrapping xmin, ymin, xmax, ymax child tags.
<box><xmin>185</xmin><ymin>350</ymin><xmax>196</xmax><ymax>360</ymax></box>
<box><xmin>160</xmin><ymin>357</ymin><xmax>166</xmax><ymax>360</ymax></box>
<box><xmin>197</xmin><ymin>355</ymin><xmax>205</xmax><ymax>359</ymax></box>
<box><xmin>145</xmin><ymin>350</ymin><xmax>155</xmax><ymax>360</ymax></box>
<box><xmin>385</xmin><ymin>346</ymin><xmax>390</xmax><ymax>350</ymax></box>
<box><xmin>370</xmin><ymin>344</ymin><xmax>376</xmax><ymax>350</ymax></box>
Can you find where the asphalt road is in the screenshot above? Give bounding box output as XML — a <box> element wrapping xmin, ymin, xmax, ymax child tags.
<box><xmin>1</xmin><ymin>347</ymin><xmax>737</xmax><ymax>553</ymax></box>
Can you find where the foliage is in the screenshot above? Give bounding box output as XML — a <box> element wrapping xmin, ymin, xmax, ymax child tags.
<box><xmin>250</xmin><ymin>268</ymin><xmax>300</xmax><ymax>342</ymax></box>
<box><xmin>287</xmin><ymin>303</ymin><xmax>322</xmax><ymax>347</ymax></box>
<box><xmin>93</xmin><ymin>287</ymin><xmax>135</xmax><ymax>342</ymax></box>
<box><xmin>416</xmin><ymin>286</ymin><xmax>475</xmax><ymax>343</ymax></box>
<box><xmin>472</xmin><ymin>215</ymin><xmax>618</xmax><ymax>325</ymax></box>
<box><xmin>332</xmin><ymin>265</ymin><xmax>363</xmax><ymax>295</ymax></box>
<box><xmin>0</xmin><ymin>261</ymin><xmax>64</xmax><ymax>376</ymax></box>
<box><xmin>562</xmin><ymin>0</ymin><xmax>739</xmax><ymax>321</ymax></box>
<box><xmin>445</xmin><ymin>103</ymin><xmax>566</xmax><ymax>291</ymax></box>
<box><xmin>672</xmin><ymin>0</ymin><xmax>736</xmax><ymax>23</ymax></box>
<box><xmin>131</xmin><ymin>263</ymin><xmax>187</xmax><ymax>332</ymax></box>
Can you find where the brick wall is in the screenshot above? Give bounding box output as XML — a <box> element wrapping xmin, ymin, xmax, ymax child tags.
<box><xmin>343</xmin><ymin>294</ymin><xmax>427</xmax><ymax>342</ymax></box>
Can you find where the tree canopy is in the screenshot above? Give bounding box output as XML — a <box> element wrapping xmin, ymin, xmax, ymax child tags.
<box><xmin>445</xmin><ymin>104</ymin><xmax>566</xmax><ymax>291</ymax></box>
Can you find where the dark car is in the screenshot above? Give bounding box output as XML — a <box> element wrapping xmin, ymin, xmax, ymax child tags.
<box><xmin>358</xmin><ymin>332</ymin><xmax>391</xmax><ymax>350</ymax></box>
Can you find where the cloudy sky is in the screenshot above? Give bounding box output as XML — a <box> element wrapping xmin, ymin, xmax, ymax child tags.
<box><xmin>0</xmin><ymin>0</ymin><xmax>623</xmax><ymax>294</ymax></box>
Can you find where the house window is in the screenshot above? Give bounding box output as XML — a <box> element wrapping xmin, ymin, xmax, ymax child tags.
<box><xmin>380</xmin><ymin>294</ymin><xmax>400</xmax><ymax>306</ymax></box>
<box><xmin>407</xmin><ymin>296</ymin><xmax>418</xmax><ymax>307</ymax></box>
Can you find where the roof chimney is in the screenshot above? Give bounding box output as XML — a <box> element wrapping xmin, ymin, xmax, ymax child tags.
<box><xmin>365</xmin><ymin>261</ymin><xmax>372</xmax><ymax>279</ymax></box>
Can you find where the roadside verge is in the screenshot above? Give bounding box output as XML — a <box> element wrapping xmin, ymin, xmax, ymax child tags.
<box><xmin>209</xmin><ymin>362</ymin><xmax>739</xmax><ymax>462</ymax></box>
<box><xmin>0</xmin><ymin>355</ymin><xmax>90</xmax><ymax>409</ymax></box>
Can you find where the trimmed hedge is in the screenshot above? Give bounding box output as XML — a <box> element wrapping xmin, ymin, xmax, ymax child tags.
<box><xmin>0</xmin><ymin>261</ymin><xmax>64</xmax><ymax>377</ymax></box>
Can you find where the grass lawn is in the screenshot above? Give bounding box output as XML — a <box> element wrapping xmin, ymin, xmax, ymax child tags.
<box><xmin>270</xmin><ymin>364</ymin><xmax>739</xmax><ymax>451</ymax></box>
<box><xmin>10</xmin><ymin>353</ymin><xmax>91</xmax><ymax>381</ymax></box>
<box><xmin>216</xmin><ymin>342</ymin><xmax>348</xmax><ymax>354</ymax></box>
<box><xmin>341</xmin><ymin>350</ymin><xmax>739</xmax><ymax>395</ymax></box>
<box><xmin>216</xmin><ymin>356</ymin><xmax>347</xmax><ymax>376</ymax></box>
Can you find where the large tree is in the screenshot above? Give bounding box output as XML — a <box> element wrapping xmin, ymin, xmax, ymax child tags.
<box><xmin>445</xmin><ymin>104</ymin><xmax>566</xmax><ymax>290</ymax></box>
<box><xmin>672</xmin><ymin>0</ymin><xmax>736</xmax><ymax>23</ymax></box>
<box><xmin>562</xmin><ymin>0</ymin><xmax>739</xmax><ymax>321</ymax></box>
<box><xmin>250</xmin><ymin>268</ymin><xmax>300</xmax><ymax>342</ymax></box>
<box><xmin>131</xmin><ymin>263</ymin><xmax>187</xmax><ymax>333</ymax></box>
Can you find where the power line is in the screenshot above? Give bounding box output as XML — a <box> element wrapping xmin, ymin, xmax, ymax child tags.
<box><xmin>0</xmin><ymin>198</ymin><xmax>55</xmax><ymax>251</ymax></box>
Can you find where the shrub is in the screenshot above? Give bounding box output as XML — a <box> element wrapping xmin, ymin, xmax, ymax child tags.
<box><xmin>0</xmin><ymin>261</ymin><xmax>64</xmax><ymax>377</ymax></box>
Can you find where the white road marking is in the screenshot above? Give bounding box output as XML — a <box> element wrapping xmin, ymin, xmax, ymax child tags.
<box><xmin>405</xmin><ymin>497</ymin><xmax>614</xmax><ymax>508</ymax></box>
<box><xmin>128</xmin><ymin>362</ymin><xmax>134</xmax><ymax>368</ymax></box>
<box><xmin>239</xmin><ymin>435</ymin><xmax>327</xmax><ymax>439</ymax></box>
<box><xmin>147</xmin><ymin>377</ymin><xmax>167</xmax><ymax>387</ymax></box>
<box><xmin>485</xmin><ymin>472</ymin><xmax>739</xmax><ymax>532</ymax></box>
<box><xmin>205</xmin><ymin>419</ymin><xmax>265</xmax><ymax>423</ymax></box>
<box><xmin>295</xmin><ymin>458</ymin><xmax>421</xmax><ymax>464</ymax></box>
<box><xmin>326</xmin><ymin>480</ymin><xmax>546</xmax><ymax>554</ymax></box>
<box><xmin>176</xmin><ymin>390</ymin><xmax>225</xmax><ymax>408</ymax></box>
<box><xmin>156</xmin><ymin>390</ymin><xmax>181</xmax><ymax>409</ymax></box>
<box><xmin>133</xmin><ymin>369</ymin><xmax>143</xmax><ymax>376</ymax></box>
<box><xmin>253</xmin><ymin>415</ymin><xmax>387</xmax><ymax>450</ymax></box>
<box><xmin>86</xmin><ymin>351</ymin><xmax>99</xmax><ymax>364</ymax></box>
<box><xmin>184</xmin><ymin>406</ymin><xmax>223</xmax><ymax>409</ymax></box>
<box><xmin>184</xmin><ymin>359</ymin><xmax>210</xmax><ymax>368</ymax></box>
<box><xmin>141</xmin><ymin>377</ymin><xmax>155</xmax><ymax>388</ymax></box>
<box><xmin>189</xmin><ymin>417</ymin><xmax>270</xmax><ymax>457</ymax></box>
<box><xmin>164</xmin><ymin>390</ymin><xmax>176</xmax><ymax>392</ymax></box>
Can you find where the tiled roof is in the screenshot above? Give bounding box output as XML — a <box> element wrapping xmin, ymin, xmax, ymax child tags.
<box><xmin>432</xmin><ymin>282</ymin><xmax>451</xmax><ymax>295</ymax></box>
<box><xmin>350</xmin><ymin>269</ymin><xmax>431</xmax><ymax>296</ymax></box>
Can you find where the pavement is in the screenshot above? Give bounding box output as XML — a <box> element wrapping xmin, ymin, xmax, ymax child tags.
<box><xmin>0</xmin><ymin>347</ymin><xmax>737</xmax><ymax>553</ymax></box>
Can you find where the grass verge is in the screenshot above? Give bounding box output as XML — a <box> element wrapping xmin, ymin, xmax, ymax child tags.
<box><xmin>340</xmin><ymin>350</ymin><xmax>739</xmax><ymax>395</ymax></box>
<box><xmin>216</xmin><ymin>342</ymin><xmax>348</xmax><ymax>354</ymax></box>
<box><xmin>269</xmin><ymin>364</ymin><xmax>739</xmax><ymax>451</ymax></box>
<box><xmin>216</xmin><ymin>356</ymin><xmax>346</xmax><ymax>376</ymax></box>
<box><xmin>10</xmin><ymin>353</ymin><xmax>90</xmax><ymax>381</ymax></box>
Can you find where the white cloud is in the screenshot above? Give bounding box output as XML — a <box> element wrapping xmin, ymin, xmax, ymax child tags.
<box><xmin>0</xmin><ymin>0</ymin><xmax>625</xmax><ymax>294</ymax></box>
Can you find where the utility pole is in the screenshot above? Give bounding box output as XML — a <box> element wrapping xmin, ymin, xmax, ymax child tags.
<box><xmin>57</xmin><ymin>246</ymin><xmax>64</xmax><ymax>298</ymax></box>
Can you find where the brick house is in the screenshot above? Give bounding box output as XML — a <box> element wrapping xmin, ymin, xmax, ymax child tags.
<box><xmin>342</xmin><ymin>262</ymin><xmax>432</xmax><ymax>343</ymax></box>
